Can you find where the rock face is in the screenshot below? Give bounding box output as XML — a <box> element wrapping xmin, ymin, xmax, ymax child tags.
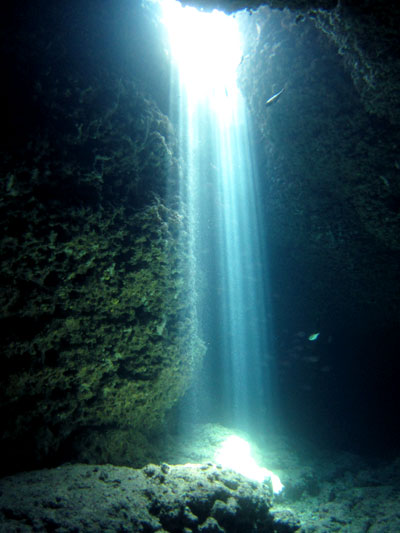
<box><xmin>183</xmin><ymin>0</ymin><xmax>400</xmax><ymax>331</ymax></box>
<box><xmin>232</xmin><ymin>5</ymin><xmax>400</xmax><ymax>449</ymax></box>
<box><xmin>183</xmin><ymin>0</ymin><xmax>400</xmax><ymax>127</ymax></box>
<box><xmin>0</xmin><ymin>1</ymin><xmax>205</xmax><ymax>474</ymax></box>
<box><xmin>235</xmin><ymin>6</ymin><xmax>400</xmax><ymax>326</ymax></box>
<box><xmin>0</xmin><ymin>463</ymin><xmax>300</xmax><ymax>532</ymax></box>
<box><xmin>313</xmin><ymin>3</ymin><xmax>400</xmax><ymax>127</ymax></box>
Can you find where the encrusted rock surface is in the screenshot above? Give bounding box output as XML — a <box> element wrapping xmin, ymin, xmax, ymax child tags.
<box><xmin>1</xmin><ymin>425</ymin><xmax>400</xmax><ymax>533</ymax></box>
<box><xmin>282</xmin><ymin>450</ymin><xmax>400</xmax><ymax>533</ymax></box>
<box><xmin>314</xmin><ymin>3</ymin><xmax>400</xmax><ymax>126</ymax></box>
<box><xmin>0</xmin><ymin>1</ymin><xmax>205</xmax><ymax>474</ymax></box>
<box><xmin>162</xmin><ymin>424</ymin><xmax>400</xmax><ymax>533</ymax></box>
<box><xmin>182</xmin><ymin>0</ymin><xmax>400</xmax><ymax>126</ymax></box>
<box><xmin>234</xmin><ymin>6</ymin><xmax>400</xmax><ymax>330</ymax></box>
<box><xmin>0</xmin><ymin>463</ymin><xmax>299</xmax><ymax>532</ymax></box>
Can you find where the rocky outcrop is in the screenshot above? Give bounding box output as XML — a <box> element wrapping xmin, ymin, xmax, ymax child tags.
<box><xmin>0</xmin><ymin>1</ymin><xmax>204</xmax><ymax>474</ymax></box>
<box><xmin>234</xmin><ymin>6</ymin><xmax>400</xmax><ymax>328</ymax></box>
<box><xmin>0</xmin><ymin>462</ymin><xmax>300</xmax><ymax>532</ymax></box>
<box><xmin>313</xmin><ymin>3</ymin><xmax>400</xmax><ymax>126</ymax></box>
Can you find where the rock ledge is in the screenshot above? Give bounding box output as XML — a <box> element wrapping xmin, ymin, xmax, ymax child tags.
<box><xmin>0</xmin><ymin>462</ymin><xmax>300</xmax><ymax>532</ymax></box>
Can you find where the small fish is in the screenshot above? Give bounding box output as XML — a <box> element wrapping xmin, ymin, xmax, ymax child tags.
<box><xmin>308</xmin><ymin>332</ymin><xmax>320</xmax><ymax>341</ymax></box>
<box><xmin>265</xmin><ymin>87</ymin><xmax>285</xmax><ymax>107</ymax></box>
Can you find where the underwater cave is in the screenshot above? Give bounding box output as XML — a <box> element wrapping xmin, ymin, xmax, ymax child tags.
<box><xmin>0</xmin><ymin>0</ymin><xmax>400</xmax><ymax>530</ymax></box>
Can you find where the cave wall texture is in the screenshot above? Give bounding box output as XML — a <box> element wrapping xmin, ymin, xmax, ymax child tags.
<box><xmin>1</xmin><ymin>0</ymin><xmax>399</xmax><ymax>473</ymax></box>
<box><xmin>237</xmin><ymin>5</ymin><xmax>400</xmax><ymax>323</ymax></box>
<box><xmin>184</xmin><ymin>0</ymin><xmax>400</xmax><ymax>328</ymax></box>
<box><xmin>0</xmin><ymin>0</ymin><xmax>205</xmax><ymax>475</ymax></box>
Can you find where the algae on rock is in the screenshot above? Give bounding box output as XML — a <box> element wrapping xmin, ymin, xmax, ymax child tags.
<box><xmin>0</xmin><ymin>73</ymin><xmax>205</xmax><ymax>473</ymax></box>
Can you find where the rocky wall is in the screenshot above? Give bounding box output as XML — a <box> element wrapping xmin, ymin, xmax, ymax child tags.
<box><xmin>235</xmin><ymin>7</ymin><xmax>400</xmax><ymax>327</ymax></box>
<box><xmin>182</xmin><ymin>0</ymin><xmax>400</xmax><ymax>125</ymax></box>
<box><xmin>0</xmin><ymin>1</ymin><xmax>205</xmax><ymax>474</ymax></box>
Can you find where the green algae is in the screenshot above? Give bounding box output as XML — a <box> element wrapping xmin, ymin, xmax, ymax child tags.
<box><xmin>0</xmin><ymin>77</ymin><xmax>205</xmax><ymax>471</ymax></box>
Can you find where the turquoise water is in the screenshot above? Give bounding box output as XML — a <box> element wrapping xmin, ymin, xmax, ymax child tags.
<box><xmin>163</xmin><ymin>0</ymin><xmax>272</xmax><ymax>433</ymax></box>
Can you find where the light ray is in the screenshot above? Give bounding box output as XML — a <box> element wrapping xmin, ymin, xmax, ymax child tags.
<box><xmin>161</xmin><ymin>0</ymin><xmax>273</xmax><ymax>437</ymax></box>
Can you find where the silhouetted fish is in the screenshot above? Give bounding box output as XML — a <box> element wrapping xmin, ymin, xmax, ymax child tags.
<box><xmin>265</xmin><ymin>87</ymin><xmax>285</xmax><ymax>106</ymax></box>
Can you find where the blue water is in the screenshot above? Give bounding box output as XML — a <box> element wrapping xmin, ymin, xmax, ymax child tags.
<box><xmin>163</xmin><ymin>1</ymin><xmax>273</xmax><ymax>433</ymax></box>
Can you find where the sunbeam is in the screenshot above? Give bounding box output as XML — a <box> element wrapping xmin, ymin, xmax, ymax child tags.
<box><xmin>161</xmin><ymin>0</ymin><xmax>242</xmax><ymax>107</ymax></box>
<box><xmin>161</xmin><ymin>0</ymin><xmax>273</xmax><ymax>438</ymax></box>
